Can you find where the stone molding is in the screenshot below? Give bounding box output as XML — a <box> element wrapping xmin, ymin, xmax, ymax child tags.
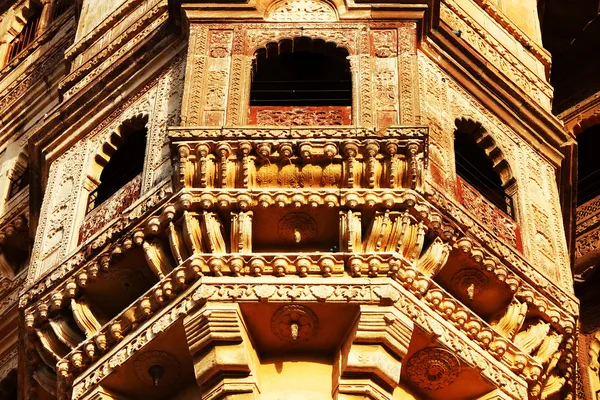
<box><xmin>183</xmin><ymin>303</ymin><xmax>259</xmax><ymax>400</ymax></box>
<box><xmin>335</xmin><ymin>305</ymin><xmax>413</xmax><ymax>399</ymax></box>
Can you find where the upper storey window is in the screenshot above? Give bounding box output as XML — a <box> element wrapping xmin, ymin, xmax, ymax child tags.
<box><xmin>250</xmin><ymin>37</ymin><xmax>351</xmax><ymax>107</ymax></box>
<box><xmin>87</xmin><ymin>122</ymin><xmax>147</xmax><ymax>212</ymax></box>
<box><xmin>577</xmin><ymin>125</ymin><xmax>600</xmax><ymax>206</ymax></box>
<box><xmin>7</xmin><ymin>165</ymin><xmax>29</xmax><ymax>200</ymax></box>
<box><xmin>5</xmin><ymin>6</ymin><xmax>41</xmax><ymax>64</ymax></box>
<box><xmin>454</xmin><ymin>124</ymin><xmax>514</xmax><ymax>217</ymax></box>
<box><xmin>51</xmin><ymin>0</ymin><xmax>74</xmax><ymax>21</ymax></box>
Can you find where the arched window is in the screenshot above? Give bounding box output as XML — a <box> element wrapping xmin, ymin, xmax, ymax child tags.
<box><xmin>7</xmin><ymin>155</ymin><xmax>29</xmax><ymax>201</ymax></box>
<box><xmin>51</xmin><ymin>0</ymin><xmax>75</xmax><ymax>21</ymax></box>
<box><xmin>5</xmin><ymin>5</ymin><xmax>41</xmax><ymax>64</ymax></box>
<box><xmin>87</xmin><ymin>119</ymin><xmax>147</xmax><ymax>212</ymax></box>
<box><xmin>454</xmin><ymin>120</ymin><xmax>514</xmax><ymax>216</ymax></box>
<box><xmin>250</xmin><ymin>37</ymin><xmax>351</xmax><ymax>107</ymax></box>
<box><xmin>577</xmin><ymin>124</ymin><xmax>600</xmax><ymax>206</ymax></box>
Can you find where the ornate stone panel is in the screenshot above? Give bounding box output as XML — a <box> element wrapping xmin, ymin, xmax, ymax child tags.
<box><xmin>417</xmin><ymin>53</ymin><xmax>572</xmax><ymax>291</ymax></box>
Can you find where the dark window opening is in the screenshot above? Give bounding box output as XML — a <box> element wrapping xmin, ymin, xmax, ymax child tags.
<box><xmin>5</xmin><ymin>8</ymin><xmax>41</xmax><ymax>64</ymax></box>
<box><xmin>52</xmin><ymin>0</ymin><xmax>74</xmax><ymax>21</ymax></box>
<box><xmin>7</xmin><ymin>166</ymin><xmax>29</xmax><ymax>200</ymax></box>
<box><xmin>250</xmin><ymin>37</ymin><xmax>352</xmax><ymax>106</ymax></box>
<box><xmin>0</xmin><ymin>369</ymin><xmax>17</xmax><ymax>400</ymax></box>
<box><xmin>88</xmin><ymin>126</ymin><xmax>147</xmax><ymax>213</ymax></box>
<box><xmin>455</xmin><ymin>130</ymin><xmax>513</xmax><ymax>216</ymax></box>
<box><xmin>577</xmin><ymin>124</ymin><xmax>600</xmax><ymax>206</ymax></box>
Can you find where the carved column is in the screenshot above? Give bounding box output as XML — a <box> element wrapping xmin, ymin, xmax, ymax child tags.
<box><xmin>397</xmin><ymin>23</ymin><xmax>420</xmax><ymax>125</ymax></box>
<box><xmin>334</xmin><ymin>305</ymin><xmax>414</xmax><ymax>399</ymax></box>
<box><xmin>183</xmin><ymin>302</ymin><xmax>259</xmax><ymax>400</ymax></box>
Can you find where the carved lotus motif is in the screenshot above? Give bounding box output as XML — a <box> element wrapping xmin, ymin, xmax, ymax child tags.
<box><xmin>406</xmin><ymin>347</ymin><xmax>460</xmax><ymax>391</ymax></box>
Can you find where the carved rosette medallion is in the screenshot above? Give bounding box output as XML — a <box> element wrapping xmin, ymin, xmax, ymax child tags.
<box><xmin>271</xmin><ymin>305</ymin><xmax>318</xmax><ymax>342</ymax></box>
<box><xmin>451</xmin><ymin>268</ymin><xmax>489</xmax><ymax>300</ymax></box>
<box><xmin>133</xmin><ymin>351</ymin><xmax>181</xmax><ymax>387</ymax></box>
<box><xmin>278</xmin><ymin>213</ymin><xmax>318</xmax><ymax>244</ymax></box>
<box><xmin>406</xmin><ymin>348</ymin><xmax>460</xmax><ymax>390</ymax></box>
<box><xmin>266</xmin><ymin>0</ymin><xmax>337</xmax><ymax>21</ymax></box>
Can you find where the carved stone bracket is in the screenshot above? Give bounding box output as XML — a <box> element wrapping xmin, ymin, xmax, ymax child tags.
<box><xmin>335</xmin><ymin>305</ymin><xmax>413</xmax><ymax>399</ymax></box>
<box><xmin>183</xmin><ymin>302</ymin><xmax>259</xmax><ymax>400</ymax></box>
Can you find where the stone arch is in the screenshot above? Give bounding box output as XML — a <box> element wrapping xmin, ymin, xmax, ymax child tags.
<box><xmin>249</xmin><ymin>36</ymin><xmax>353</xmax><ymax>122</ymax></box>
<box><xmin>88</xmin><ymin>113</ymin><xmax>149</xmax><ymax>184</ymax></box>
<box><xmin>6</xmin><ymin>151</ymin><xmax>29</xmax><ymax>200</ymax></box>
<box><xmin>570</xmin><ymin>113</ymin><xmax>600</xmax><ymax>137</ymax></box>
<box><xmin>248</xmin><ymin>31</ymin><xmax>356</xmax><ymax>56</ymax></box>
<box><xmin>454</xmin><ymin>117</ymin><xmax>515</xmax><ymax>188</ymax></box>
<box><xmin>86</xmin><ymin>113</ymin><xmax>149</xmax><ymax>210</ymax></box>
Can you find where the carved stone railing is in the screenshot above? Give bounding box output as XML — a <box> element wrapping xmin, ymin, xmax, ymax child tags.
<box><xmin>248</xmin><ymin>106</ymin><xmax>352</xmax><ymax>126</ymax></box>
<box><xmin>78</xmin><ymin>174</ymin><xmax>142</xmax><ymax>244</ymax></box>
<box><xmin>169</xmin><ymin>126</ymin><xmax>428</xmax><ymax>192</ymax></box>
<box><xmin>456</xmin><ymin>176</ymin><xmax>521</xmax><ymax>251</ymax></box>
<box><xmin>575</xmin><ymin>195</ymin><xmax>600</xmax><ymax>272</ymax></box>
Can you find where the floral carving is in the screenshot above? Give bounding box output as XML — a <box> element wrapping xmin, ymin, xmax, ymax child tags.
<box><xmin>278</xmin><ymin>213</ymin><xmax>318</xmax><ymax>244</ymax></box>
<box><xmin>271</xmin><ymin>305</ymin><xmax>318</xmax><ymax>342</ymax></box>
<box><xmin>458</xmin><ymin>177</ymin><xmax>518</xmax><ymax>248</ymax></box>
<box><xmin>372</xmin><ymin>30</ymin><xmax>397</xmax><ymax>58</ymax></box>
<box><xmin>266</xmin><ymin>0</ymin><xmax>337</xmax><ymax>22</ymax></box>
<box><xmin>250</xmin><ymin>107</ymin><xmax>350</xmax><ymax>126</ymax></box>
<box><xmin>79</xmin><ymin>175</ymin><xmax>142</xmax><ymax>245</ymax></box>
<box><xmin>406</xmin><ymin>347</ymin><xmax>460</xmax><ymax>390</ymax></box>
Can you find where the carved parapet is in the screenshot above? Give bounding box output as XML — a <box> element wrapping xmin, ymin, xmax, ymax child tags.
<box><xmin>168</xmin><ymin>126</ymin><xmax>428</xmax><ymax>191</ymax></box>
<box><xmin>183</xmin><ymin>302</ymin><xmax>259</xmax><ymax>399</ymax></box>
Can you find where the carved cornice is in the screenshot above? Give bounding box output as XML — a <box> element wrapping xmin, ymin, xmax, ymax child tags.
<box><xmin>439</xmin><ymin>0</ymin><xmax>551</xmax><ymax>110</ymax></box>
<box><xmin>427</xmin><ymin>187</ymin><xmax>578</xmax><ymax>316</ymax></box>
<box><xmin>60</xmin><ymin>0</ymin><xmax>170</xmax><ymax>99</ymax></box>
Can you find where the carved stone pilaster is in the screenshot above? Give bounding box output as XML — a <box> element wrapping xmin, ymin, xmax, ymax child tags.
<box><xmin>334</xmin><ymin>305</ymin><xmax>414</xmax><ymax>400</ymax></box>
<box><xmin>183</xmin><ymin>302</ymin><xmax>259</xmax><ymax>400</ymax></box>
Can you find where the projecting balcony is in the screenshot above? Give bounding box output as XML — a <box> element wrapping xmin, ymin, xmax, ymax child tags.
<box><xmin>18</xmin><ymin>124</ymin><xmax>575</xmax><ymax>400</ymax></box>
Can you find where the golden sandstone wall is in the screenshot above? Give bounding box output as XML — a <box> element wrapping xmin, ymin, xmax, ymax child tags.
<box><xmin>0</xmin><ymin>0</ymin><xmax>581</xmax><ymax>399</ymax></box>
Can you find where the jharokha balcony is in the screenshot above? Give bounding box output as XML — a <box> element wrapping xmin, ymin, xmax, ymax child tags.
<box><xmin>20</xmin><ymin>126</ymin><xmax>574</xmax><ymax>400</ymax></box>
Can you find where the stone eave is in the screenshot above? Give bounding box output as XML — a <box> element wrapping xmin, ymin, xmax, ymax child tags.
<box><xmin>423</xmin><ymin>20</ymin><xmax>567</xmax><ymax>168</ymax></box>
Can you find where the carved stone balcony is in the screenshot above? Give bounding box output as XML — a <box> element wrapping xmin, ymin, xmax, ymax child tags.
<box><xmin>19</xmin><ymin>126</ymin><xmax>575</xmax><ymax>400</ymax></box>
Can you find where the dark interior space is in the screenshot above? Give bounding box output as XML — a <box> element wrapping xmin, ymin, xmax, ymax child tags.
<box><xmin>576</xmin><ymin>124</ymin><xmax>600</xmax><ymax>205</ymax></box>
<box><xmin>250</xmin><ymin>37</ymin><xmax>352</xmax><ymax>107</ymax></box>
<box><xmin>91</xmin><ymin>125</ymin><xmax>147</xmax><ymax>210</ymax></box>
<box><xmin>454</xmin><ymin>131</ymin><xmax>512</xmax><ymax>215</ymax></box>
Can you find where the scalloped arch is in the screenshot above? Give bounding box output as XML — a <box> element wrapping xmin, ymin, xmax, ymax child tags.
<box><xmin>455</xmin><ymin>117</ymin><xmax>515</xmax><ymax>188</ymax></box>
<box><xmin>88</xmin><ymin>113</ymin><xmax>149</xmax><ymax>184</ymax></box>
